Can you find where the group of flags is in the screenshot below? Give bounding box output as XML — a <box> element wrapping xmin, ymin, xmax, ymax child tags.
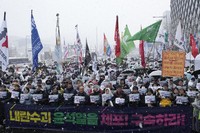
<box><xmin>1</xmin><ymin>11</ymin><xmax>200</xmax><ymax>72</ymax></box>
<box><xmin>174</xmin><ymin>21</ymin><xmax>199</xmax><ymax>58</ymax></box>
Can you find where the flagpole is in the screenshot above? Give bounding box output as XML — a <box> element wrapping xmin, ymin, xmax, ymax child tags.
<box><xmin>3</xmin><ymin>12</ymin><xmax>6</xmax><ymax>21</ymax></box>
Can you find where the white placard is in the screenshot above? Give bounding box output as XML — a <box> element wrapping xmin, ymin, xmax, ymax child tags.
<box><xmin>0</xmin><ymin>92</ymin><xmax>7</xmax><ymax>98</ymax></box>
<box><xmin>30</xmin><ymin>89</ymin><xmax>35</xmax><ymax>94</ymax></box>
<box><xmin>176</xmin><ymin>96</ymin><xmax>188</xmax><ymax>104</ymax></box>
<box><xmin>145</xmin><ymin>96</ymin><xmax>156</xmax><ymax>104</ymax></box>
<box><xmin>151</xmin><ymin>86</ymin><xmax>158</xmax><ymax>92</ymax></box>
<box><xmin>63</xmin><ymin>93</ymin><xmax>74</xmax><ymax>100</ymax></box>
<box><xmin>11</xmin><ymin>91</ymin><xmax>19</xmax><ymax>99</ymax></box>
<box><xmin>110</xmin><ymin>81</ymin><xmax>116</xmax><ymax>85</ymax></box>
<box><xmin>102</xmin><ymin>94</ymin><xmax>112</xmax><ymax>102</ymax></box>
<box><xmin>186</xmin><ymin>91</ymin><xmax>198</xmax><ymax>97</ymax></box>
<box><xmin>49</xmin><ymin>94</ymin><xmax>59</xmax><ymax>102</ymax></box>
<box><xmin>123</xmin><ymin>89</ymin><xmax>131</xmax><ymax>95</ymax></box>
<box><xmin>196</xmin><ymin>83</ymin><xmax>200</xmax><ymax>90</ymax></box>
<box><xmin>32</xmin><ymin>94</ymin><xmax>43</xmax><ymax>101</ymax></box>
<box><xmin>115</xmin><ymin>98</ymin><xmax>125</xmax><ymax>104</ymax></box>
<box><xmin>74</xmin><ymin>96</ymin><xmax>85</xmax><ymax>104</ymax></box>
<box><xmin>129</xmin><ymin>93</ymin><xmax>140</xmax><ymax>102</ymax></box>
<box><xmin>20</xmin><ymin>94</ymin><xmax>29</xmax><ymax>100</ymax></box>
<box><xmin>138</xmin><ymin>88</ymin><xmax>147</xmax><ymax>95</ymax></box>
<box><xmin>90</xmin><ymin>95</ymin><xmax>100</xmax><ymax>103</ymax></box>
<box><xmin>159</xmin><ymin>90</ymin><xmax>171</xmax><ymax>98</ymax></box>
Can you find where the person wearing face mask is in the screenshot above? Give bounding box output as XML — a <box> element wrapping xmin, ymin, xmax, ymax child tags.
<box><xmin>0</xmin><ymin>85</ymin><xmax>11</xmax><ymax>103</ymax></box>
<box><xmin>63</xmin><ymin>80</ymin><xmax>77</xmax><ymax>105</ymax></box>
<box><xmin>48</xmin><ymin>85</ymin><xmax>63</xmax><ymax>106</ymax></box>
<box><xmin>138</xmin><ymin>85</ymin><xmax>147</xmax><ymax>107</ymax></box>
<box><xmin>157</xmin><ymin>83</ymin><xmax>173</xmax><ymax>107</ymax></box>
<box><xmin>9</xmin><ymin>83</ymin><xmax>21</xmax><ymax>104</ymax></box>
<box><xmin>112</xmin><ymin>85</ymin><xmax>128</xmax><ymax>108</ymax></box>
<box><xmin>145</xmin><ymin>89</ymin><xmax>156</xmax><ymax>107</ymax></box>
<box><xmin>33</xmin><ymin>84</ymin><xmax>48</xmax><ymax>105</ymax></box>
<box><xmin>129</xmin><ymin>86</ymin><xmax>140</xmax><ymax>107</ymax></box>
<box><xmin>102</xmin><ymin>88</ymin><xmax>114</xmax><ymax>106</ymax></box>
<box><xmin>89</xmin><ymin>85</ymin><xmax>102</xmax><ymax>106</ymax></box>
<box><xmin>74</xmin><ymin>86</ymin><xmax>89</xmax><ymax>106</ymax></box>
<box><xmin>44</xmin><ymin>79</ymin><xmax>53</xmax><ymax>95</ymax></box>
<box><xmin>20</xmin><ymin>87</ymin><xmax>33</xmax><ymax>105</ymax></box>
<box><xmin>175</xmin><ymin>88</ymin><xmax>189</xmax><ymax>106</ymax></box>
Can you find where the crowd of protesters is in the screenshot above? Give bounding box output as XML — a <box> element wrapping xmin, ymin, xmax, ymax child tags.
<box><xmin>0</xmin><ymin>59</ymin><xmax>199</xmax><ymax>109</ymax></box>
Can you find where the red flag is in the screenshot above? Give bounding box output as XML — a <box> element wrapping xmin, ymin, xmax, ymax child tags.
<box><xmin>139</xmin><ymin>40</ymin><xmax>146</xmax><ymax>68</ymax></box>
<box><xmin>114</xmin><ymin>16</ymin><xmax>120</xmax><ymax>57</ymax></box>
<box><xmin>190</xmin><ymin>34</ymin><xmax>199</xmax><ymax>58</ymax></box>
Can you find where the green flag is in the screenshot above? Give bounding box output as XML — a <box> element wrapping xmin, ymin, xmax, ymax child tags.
<box><xmin>116</xmin><ymin>25</ymin><xmax>135</xmax><ymax>64</ymax></box>
<box><xmin>128</xmin><ymin>20</ymin><xmax>162</xmax><ymax>42</ymax></box>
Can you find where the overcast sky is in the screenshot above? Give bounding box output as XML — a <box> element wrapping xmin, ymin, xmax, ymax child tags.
<box><xmin>0</xmin><ymin>0</ymin><xmax>170</xmax><ymax>51</ymax></box>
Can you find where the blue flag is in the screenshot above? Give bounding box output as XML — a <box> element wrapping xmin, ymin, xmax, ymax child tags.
<box><xmin>31</xmin><ymin>11</ymin><xmax>43</xmax><ymax>70</ymax></box>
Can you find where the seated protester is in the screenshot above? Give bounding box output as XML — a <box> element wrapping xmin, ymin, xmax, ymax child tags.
<box><xmin>168</xmin><ymin>78</ymin><xmax>176</xmax><ymax>90</ymax></box>
<box><xmin>150</xmin><ymin>83</ymin><xmax>160</xmax><ymax>94</ymax></box>
<box><xmin>9</xmin><ymin>84</ymin><xmax>21</xmax><ymax>104</ymax></box>
<box><xmin>192</xmin><ymin>93</ymin><xmax>200</xmax><ymax>110</ymax></box>
<box><xmin>0</xmin><ymin>85</ymin><xmax>11</xmax><ymax>103</ymax></box>
<box><xmin>187</xmin><ymin>87</ymin><xmax>198</xmax><ymax>103</ymax></box>
<box><xmin>119</xmin><ymin>78</ymin><xmax>129</xmax><ymax>89</ymax></box>
<box><xmin>128</xmin><ymin>86</ymin><xmax>140</xmax><ymax>107</ymax></box>
<box><xmin>130</xmin><ymin>80</ymin><xmax>138</xmax><ymax>91</ymax></box>
<box><xmin>75</xmin><ymin>79</ymin><xmax>83</xmax><ymax>90</ymax></box>
<box><xmin>85</xmin><ymin>81</ymin><xmax>94</xmax><ymax>95</ymax></box>
<box><xmin>98</xmin><ymin>74</ymin><xmax>105</xmax><ymax>86</ymax></box>
<box><xmin>48</xmin><ymin>85</ymin><xmax>63</xmax><ymax>106</ymax></box>
<box><xmin>105</xmin><ymin>82</ymin><xmax>115</xmax><ymax>93</ymax></box>
<box><xmin>138</xmin><ymin>85</ymin><xmax>147</xmax><ymax>107</ymax></box>
<box><xmin>145</xmin><ymin>89</ymin><xmax>156</xmax><ymax>107</ymax></box>
<box><xmin>74</xmin><ymin>86</ymin><xmax>89</xmax><ymax>106</ymax></box>
<box><xmin>157</xmin><ymin>83</ymin><xmax>173</xmax><ymax>107</ymax></box>
<box><xmin>63</xmin><ymin>80</ymin><xmax>77</xmax><ymax>105</ymax></box>
<box><xmin>89</xmin><ymin>85</ymin><xmax>102</xmax><ymax>106</ymax></box>
<box><xmin>112</xmin><ymin>85</ymin><xmax>128</xmax><ymax>107</ymax></box>
<box><xmin>175</xmin><ymin>87</ymin><xmax>189</xmax><ymax>106</ymax></box>
<box><xmin>25</xmin><ymin>82</ymin><xmax>35</xmax><ymax>94</ymax></box>
<box><xmin>20</xmin><ymin>87</ymin><xmax>33</xmax><ymax>105</ymax></box>
<box><xmin>102</xmin><ymin>88</ymin><xmax>114</xmax><ymax>106</ymax></box>
<box><xmin>44</xmin><ymin>79</ymin><xmax>53</xmax><ymax>95</ymax></box>
<box><xmin>32</xmin><ymin>84</ymin><xmax>48</xmax><ymax>105</ymax></box>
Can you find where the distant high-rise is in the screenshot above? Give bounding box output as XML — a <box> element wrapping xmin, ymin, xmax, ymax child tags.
<box><xmin>170</xmin><ymin>0</ymin><xmax>200</xmax><ymax>40</ymax></box>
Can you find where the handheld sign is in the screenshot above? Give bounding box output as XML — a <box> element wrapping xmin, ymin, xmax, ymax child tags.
<box><xmin>145</xmin><ymin>96</ymin><xmax>156</xmax><ymax>104</ymax></box>
<box><xmin>186</xmin><ymin>91</ymin><xmax>198</xmax><ymax>97</ymax></box>
<box><xmin>115</xmin><ymin>98</ymin><xmax>125</xmax><ymax>104</ymax></box>
<box><xmin>0</xmin><ymin>91</ymin><xmax>7</xmax><ymax>98</ymax></box>
<box><xmin>123</xmin><ymin>89</ymin><xmax>131</xmax><ymax>95</ymax></box>
<box><xmin>49</xmin><ymin>94</ymin><xmax>59</xmax><ymax>103</ymax></box>
<box><xmin>90</xmin><ymin>95</ymin><xmax>100</xmax><ymax>103</ymax></box>
<box><xmin>63</xmin><ymin>93</ymin><xmax>74</xmax><ymax>100</ymax></box>
<box><xmin>159</xmin><ymin>90</ymin><xmax>171</xmax><ymax>98</ymax></box>
<box><xmin>20</xmin><ymin>94</ymin><xmax>29</xmax><ymax>103</ymax></box>
<box><xmin>32</xmin><ymin>94</ymin><xmax>43</xmax><ymax>102</ymax></box>
<box><xmin>176</xmin><ymin>96</ymin><xmax>188</xmax><ymax>104</ymax></box>
<box><xmin>102</xmin><ymin>94</ymin><xmax>112</xmax><ymax>102</ymax></box>
<box><xmin>11</xmin><ymin>91</ymin><xmax>19</xmax><ymax>99</ymax></box>
<box><xmin>74</xmin><ymin>96</ymin><xmax>85</xmax><ymax>104</ymax></box>
<box><xmin>129</xmin><ymin>93</ymin><xmax>140</xmax><ymax>102</ymax></box>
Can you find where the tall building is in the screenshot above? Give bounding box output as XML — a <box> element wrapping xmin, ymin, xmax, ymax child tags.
<box><xmin>170</xmin><ymin>0</ymin><xmax>200</xmax><ymax>41</ymax></box>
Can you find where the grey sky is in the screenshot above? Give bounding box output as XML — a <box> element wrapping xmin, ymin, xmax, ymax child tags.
<box><xmin>0</xmin><ymin>0</ymin><xmax>170</xmax><ymax>51</ymax></box>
